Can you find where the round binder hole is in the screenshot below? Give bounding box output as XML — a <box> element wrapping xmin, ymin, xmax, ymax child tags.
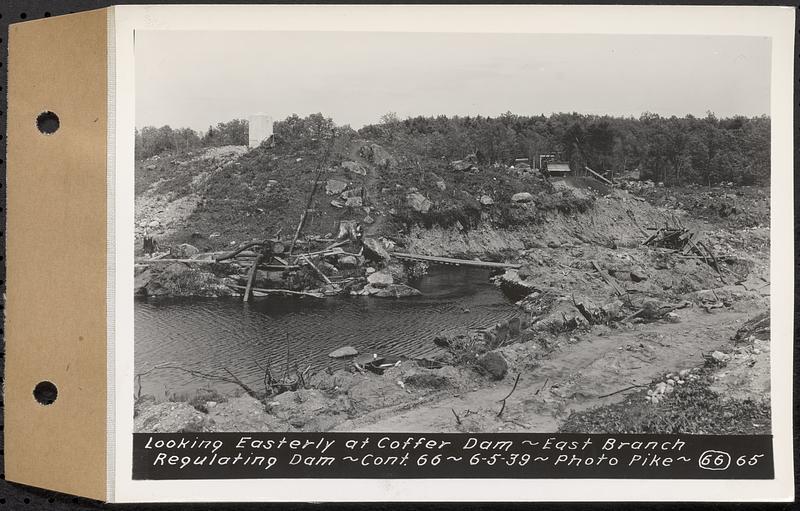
<box><xmin>33</xmin><ymin>381</ymin><xmax>58</xmax><ymax>405</ymax></box>
<box><xmin>36</xmin><ymin>111</ymin><xmax>59</xmax><ymax>134</ymax></box>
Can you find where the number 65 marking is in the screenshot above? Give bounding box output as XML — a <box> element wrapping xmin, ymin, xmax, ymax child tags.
<box><xmin>699</xmin><ymin>450</ymin><xmax>731</xmax><ymax>471</ymax></box>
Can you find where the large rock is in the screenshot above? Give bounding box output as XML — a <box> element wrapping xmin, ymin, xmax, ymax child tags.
<box><xmin>450</xmin><ymin>158</ymin><xmax>476</xmax><ymax>172</ymax></box>
<box><xmin>511</xmin><ymin>192</ymin><xmax>534</xmax><ymax>203</ymax></box>
<box><xmin>479</xmin><ymin>195</ymin><xmax>495</xmax><ymax>206</ymax></box>
<box><xmin>134</xmin><ymin>269</ymin><xmax>152</xmax><ymax>295</ymax></box>
<box><xmin>337</xmin><ymin>254</ymin><xmax>359</xmax><ymax>267</ymax></box>
<box><xmin>361</xmin><ymin>283</ymin><xmax>422</xmax><ymax>298</ymax></box>
<box><xmin>326</xmin><ymin>179</ymin><xmax>348</xmax><ymax>195</ymax></box>
<box><xmin>359</xmin><ymin>143</ymin><xmax>396</xmax><ymax>169</ymax></box>
<box><xmin>363</xmin><ymin>238</ymin><xmax>391</xmax><ymax>261</ymax></box>
<box><xmin>341</xmin><ymin>161</ymin><xmax>367</xmax><ymax>176</ymax></box>
<box><xmin>173</xmin><ymin>243</ymin><xmax>200</xmax><ymax>258</ymax></box>
<box><xmin>407</xmin><ymin>192</ymin><xmax>432</xmax><ymax>213</ymax></box>
<box><xmin>367</xmin><ymin>269</ymin><xmax>394</xmax><ymax>287</ymax></box>
<box><xmin>329</xmin><ymin>346</ymin><xmax>359</xmax><ymax>358</ymax></box>
<box><xmin>476</xmin><ymin>352</ymin><xmax>508</xmax><ymax>380</ymax></box>
<box><xmin>336</xmin><ymin>220</ymin><xmax>361</xmax><ymax>241</ymax></box>
<box><xmin>345</xmin><ymin>196</ymin><xmax>363</xmax><ymax>208</ymax></box>
<box><xmin>341</xmin><ymin>187</ymin><xmax>363</xmax><ymax>199</ymax></box>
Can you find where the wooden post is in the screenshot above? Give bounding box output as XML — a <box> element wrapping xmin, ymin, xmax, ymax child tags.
<box><xmin>243</xmin><ymin>254</ymin><xmax>265</xmax><ymax>303</ymax></box>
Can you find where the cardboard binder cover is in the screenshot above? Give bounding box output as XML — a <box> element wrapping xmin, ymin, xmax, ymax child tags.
<box><xmin>5</xmin><ymin>8</ymin><xmax>109</xmax><ymax>500</ymax></box>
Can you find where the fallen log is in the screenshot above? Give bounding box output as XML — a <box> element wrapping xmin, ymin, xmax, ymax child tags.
<box><xmin>584</xmin><ymin>165</ymin><xmax>613</xmax><ymax>186</ymax></box>
<box><xmin>227</xmin><ymin>284</ymin><xmax>324</xmax><ymax>299</ymax></box>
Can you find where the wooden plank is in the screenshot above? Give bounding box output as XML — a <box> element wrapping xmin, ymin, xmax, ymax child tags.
<box><xmin>584</xmin><ymin>166</ymin><xmax>614</xmax><ymax>185</ymax></box>
<box><xmin>591</xmin><ymin>260</ymin><xmax>625</xmax><ymax>296</ymax></box>
<box><xmin>392</xmin><ymin>252</ymin><xmax>521</xmax><ymax>269</ymax></box>
<box><xmin>300</xmin><ymin>254</ymin><xmax>332</xmax><ymax>285</ymax></box>
<box><xmin>228</xmin><ymin>284</ymin><xmax>324</xmax><ymax>299</ymax></box>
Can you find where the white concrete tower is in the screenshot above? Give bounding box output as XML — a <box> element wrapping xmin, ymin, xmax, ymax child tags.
<box><xmin>248</xmin><ymin>114</ymin><xmax>273</xmax><ymax>148</ymax></box>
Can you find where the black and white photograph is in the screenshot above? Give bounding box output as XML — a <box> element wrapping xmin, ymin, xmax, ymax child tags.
<box><xmin>131</xmin><ymin>28</ymin><xmax>774</xmax><ymax>439</ymax></box>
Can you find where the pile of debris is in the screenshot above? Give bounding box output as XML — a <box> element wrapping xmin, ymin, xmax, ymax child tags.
<box><xmin>642</xmin><ymin>226</ymin><xmax>721</xmax><ymax>274</ymax></box>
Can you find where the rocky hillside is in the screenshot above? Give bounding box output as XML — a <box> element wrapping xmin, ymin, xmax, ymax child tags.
<box><xmin>135</xmin><ymin>137</ymin><xmax>594</xmax><ymax>256</ymax></box>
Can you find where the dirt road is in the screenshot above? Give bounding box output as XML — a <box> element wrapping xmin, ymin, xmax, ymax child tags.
<box><xmin>336</xmin><ymin>301</ymin><xmax>767</xmax><ymax>433</ymax></box>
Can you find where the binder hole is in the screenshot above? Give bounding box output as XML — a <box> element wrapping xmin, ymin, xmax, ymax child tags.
<box><xmin>36</xmin><ymin>111</ymin><xmax>59</xmax><ymax>134</ymax></box>
<box><xmin>19</xmin><ymin>13</ymin><xmax>27</xmax><ymax>19</ymax></box>
<box><xmin>33</xmin><ymin>381</ymin><xmax>57</xmax><ymax>405</ymax></box>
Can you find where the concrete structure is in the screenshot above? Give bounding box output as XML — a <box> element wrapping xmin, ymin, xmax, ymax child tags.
<box><xmin>248</xmin><ymin>114</ymin><xmax>273</xmax><ymax>148</ymax></box>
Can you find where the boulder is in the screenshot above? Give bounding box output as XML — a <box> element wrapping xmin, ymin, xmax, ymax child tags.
<box><xmin>173</xmin><ymin>243</ymin><xmax>200</xmax><ymax>258</ymax></box>
<box><xmin>363</xmin><ymin>238</ymin><xmax>391</xmax><ymax>261</ymax></box>
<box><xmin>711</xmin><ymin>351</ymin><xmax>731</xmax><ymax>364</ymax></box>
<box><xmin>600</xmin><ymin>299</ymin><xmax>624</xmax><ymax>320</ymax></box>
<box><xmin>367</xmin><ymin>269</ymin><xmax>394</xmax><ymax>287</ymax></box>
<box><xmin>336</xmin><ymin>220</ymin><xmax>361</xmax><ymax>241</ymax></box>
<box><xmin>329</xmin><ymin>346</ymin><xmax>359</xmax><ymax>358</ymax></box>
<box><xmin>476</xmin><ymin>352</ymin><xmax>508</xmax><ymax>380</ymax></box>
<box><xmin>436</xmin><ymin>180</ymin><xmax>447</xmax><ymax>191</ymax></box>
<box><xmin>450</xmin><ymin>159</ymin><xmax>475</xmax><ymax>172</ymax></box>
<box><xmin>479</xmin><ymin>195</ymin><xmax>495</xmax><ymax>206</ymax></box>
<box><xmin>341</xmin><ymin>161</ymin><xmax>367</xmax><ymax>176</ymax></box>
<box><xmin>134</xmin><ymin>269</ymin><xmax>152</xmax><ymax>295</ymax></box>
<box><xmin>345</xmin><ymin>196</ymin><xmax>363</xmax><ymax>208</ymax></box>
<box><xmin>341</xmin><ymin>187</ymin><xmax>363</xmax><ymax>199</ymax></box>
<box><xmin>362</xmin><ymin>283</ymin><xmax>422</xmax><ymax>298</ymax></box>
<box><xmin>511</xmin><ymin>192</ymin><xmax>534</xmax><ymax>203</ymax></box>
<box><xmin>148</xmin><ymin>220</ymin><xmax>161</xmax><ymax>228</ymax></box>
<box><xmin>359</xmin><ymin>143</ymin><xmax>396</xmax><ymax>169</ymax></box>
<box><xmin>326</xmin><ymin>179</ymin><xmax>348</xmax><ymax>195</ymax></box>
<box><xmin>407</xmin><ymin>192</ymin><xmax>432</xmax><ymax>213</ymax></box>
<box><xmin>337</xmin><ymin>255</ymin><xmax>359</xmax><ymax>267</ymax></box>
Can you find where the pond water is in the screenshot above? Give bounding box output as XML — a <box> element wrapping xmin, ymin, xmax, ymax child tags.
<box><xmin>134</xmin><ymin>266</ymin><xmax>518</xmax><ymax>398</ymax></box>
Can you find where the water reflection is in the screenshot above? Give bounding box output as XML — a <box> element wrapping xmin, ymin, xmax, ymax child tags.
<box><xmin>134</xmin><ymin>266</ymin><xmax>517</xmax><ymax>397</ymax></box>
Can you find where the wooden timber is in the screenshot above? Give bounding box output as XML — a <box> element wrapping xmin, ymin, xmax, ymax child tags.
<box><xmin>227</xmin><ymin>284</ymin><xmax>324</xmax><ymax>299</ymax></box>
<box><xmin>392</xmin><ymin>252</ymin><xmax>521</xmax><ymax>269</ymax></box>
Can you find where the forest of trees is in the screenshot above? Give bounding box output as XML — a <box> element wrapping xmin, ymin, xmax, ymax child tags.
<box><xmin>362</xmin><ymin>111</ymin><xmax>770</xmax><ymax>186</ymax></box>
<box><xmin>136</xmin><ymin>111</ymin><xmax>770</xmax><ymax>186</ymax></box>
<box><xmin>135</xmin><ymin>119</ymin><xmax>248</xmax><ymax>160</ymax></box>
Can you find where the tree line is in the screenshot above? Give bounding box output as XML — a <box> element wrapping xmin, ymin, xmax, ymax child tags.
<box><xmin>135</xmin><ymin>119</ymin><xmax>249</xmax><ymax>159</ymax></box>
<box><xmin>363</xmin><ymin>111</ymin><xmax>770</xmax><ymax>186</ymax></box>
<box><xmin>136</xmin><ymin>111</ymin><xmax>770</xmax><ymax>186</ymax></box>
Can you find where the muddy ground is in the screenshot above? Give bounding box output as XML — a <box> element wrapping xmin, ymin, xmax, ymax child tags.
<box><xmin>135</xmin><ymin>167</ymin><xmax>771</xmax><ymax>434</ymax></box>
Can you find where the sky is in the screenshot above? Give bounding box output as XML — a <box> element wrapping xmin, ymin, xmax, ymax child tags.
<box><xmin>135</xmin><ymin>30</ymin><xmax>771</xmax><ymax>131</ymax></box>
